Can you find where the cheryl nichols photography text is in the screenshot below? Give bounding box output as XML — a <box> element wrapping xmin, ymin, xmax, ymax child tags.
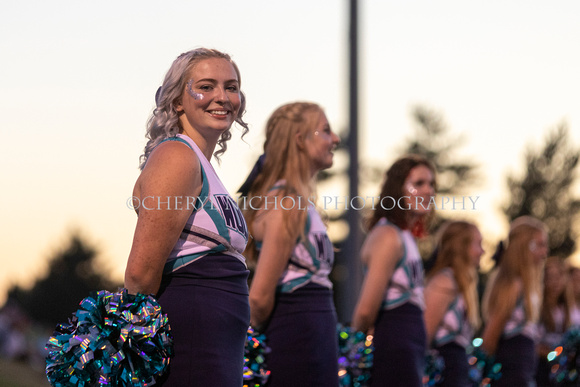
<box><xmin>127</xmin><ymin>195</ymin><xmax>481</xmax><ymax>212</ymax></box>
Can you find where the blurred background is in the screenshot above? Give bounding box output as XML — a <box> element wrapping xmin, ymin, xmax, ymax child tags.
<box><xmin>1</xmin><ymin>0</ymin><xmax>579</xmax><ymax>385</ymax></box>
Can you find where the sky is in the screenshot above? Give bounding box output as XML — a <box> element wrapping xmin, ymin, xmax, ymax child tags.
<box><xmin>1</xmin><ymin>0</ymin><xmax>579</xmax><ymax>305</ymax></box>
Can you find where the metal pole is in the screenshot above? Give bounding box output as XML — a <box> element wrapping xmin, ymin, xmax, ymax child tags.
<box><xmin>341</xmin><ymin>0</ymin><xmax>363</xmax><ymax>322</ymax></box>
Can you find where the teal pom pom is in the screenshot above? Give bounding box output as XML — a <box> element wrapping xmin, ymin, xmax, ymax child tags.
<box><xmin>337</xmin><ymin>324</ymin><xmax>374</xmax><ymax>387</ymax></box>
<box><xmin>243</xmin><ymin>326</ymin><xmax>270</xmax><ymax>387</ymax></box>
<box><xmin>467</xmin><ymin>338</ymin><xmax>502</xmax><ymax>386</ymax></box>
<box><xmin>548</xmin><ymin>326</ymin><xmax>580</xmax><ymax>384</ymax></box>
<box><xmin>423</xmin><ymin>349</ymin><xmax>445</xmax><ymax>386</ymax></box>
<box><xmin>45</xmin><ymin>289</ymin><xmax>173</xmax><ymax>386</ymax></box>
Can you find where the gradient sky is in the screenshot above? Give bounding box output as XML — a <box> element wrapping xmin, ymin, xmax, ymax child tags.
<box><xmin>1</xmin><ymin>0</ymin><xmax>579</xmax><ymax>304</ymax></box>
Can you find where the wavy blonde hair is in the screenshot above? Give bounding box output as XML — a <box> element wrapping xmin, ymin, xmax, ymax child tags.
<box><xmin>428</xmin><ymin>221</ymin><xmax>481</xmax><ymax>329</ymax></box>
<box><xmin>483</xmin><ymin>216</ymin><xmax>547</xmax><ymax>324</ymax></box>
<box><xmin>139</xmin><ymin>48</ymin><xmax>249</xmax><ymax>169</ymax></box>
<box><xmin>242</xmin><ymin>102</ymin><xmax>324</xmax><ymax>265</ymax></box>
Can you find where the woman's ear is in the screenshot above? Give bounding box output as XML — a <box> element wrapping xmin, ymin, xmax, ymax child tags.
<box><xmin>175</xmin><ymin>100</ymin><xmax>184</xmax><ymax>112</ymax></box>
<box><xmin>295</xmin><ymin>132</ymin><xmax>306</xmax><ymax>150</ymax></box>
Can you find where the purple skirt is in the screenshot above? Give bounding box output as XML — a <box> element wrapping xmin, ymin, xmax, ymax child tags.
<box><xmin>263</xmin><ymin>283</ymin><xmax>338</xmax><ymax>387</ymax></box>
<box><xmin>371</xmin><ymin>303</ymin><xmax>426</xmax><ymax>387</ymax></box>
<box><xmin>491</xmin><ymin>334</ymin><xmax>537</xmax><ymax>387</ymax></box>
<box><xmin>156</xmin><ymin>254</ymin><xmax>250</xmax><ymax>386</ymax></box>
<box><xmin>435</xmin><ymin>342</ymin><xmax>469</xmax><ymax>387</ymax></box>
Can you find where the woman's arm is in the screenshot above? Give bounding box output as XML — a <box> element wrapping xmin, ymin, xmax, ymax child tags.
<box><xmin>481</xmin><ymin>280</ymin><xmax>522</xmax><ymax>355</ymax></box>
<box><xmin>351</xmin><ymin>225</ymin><xmax>403</xmax><ymax>334</ymax></box>
<box><xmin>249</xmin><ymin>202</ymin><xmax>302</xmax><ymax>331</ymax></box>
<box><xmin>424</xmin><ymin>272</ymin><xmax>456</xmax><ymax>346</ymax></box>
<box><xmin>124</xmin><ymin>142</ymin><xmax>201</xmax><ymax>295</ymax></box>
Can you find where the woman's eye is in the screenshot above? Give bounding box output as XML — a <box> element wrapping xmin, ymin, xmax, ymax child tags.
<box><xmin>227</xmin><ymin>85</ymin><xmax>239</xmax><ymax>92</ymax></box>
<box><xmin>199</xmin><ymin>85</ymin><xmax>212</xmax><ymax>91</ymax></box>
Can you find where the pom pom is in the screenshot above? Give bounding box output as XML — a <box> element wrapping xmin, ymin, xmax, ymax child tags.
<box><xmin>243</xmin><ymin>326</ymin><xmax>270</xmax><ymax>387</ymax></box>
<box><xmin>45</xmin><ymin>289</ymin><xmax>173</xmax><ymax>386</ymax></box>
<box><xmin>423</xmin><ymin>349</ymin><xmax>444</xmax><ymax>386</ymax></box>
<box><xmin>548</xmin><ymin>326</ymin><xmax>580</xmax><ymax>384</ymax></box>
<box><xmin>467</xmin><ymin>338</ymin><xmax>502</xmax><ymax>386</ymax></box>
<box><xmin>337</xmin><ymin>324</ymin><xmax>374</xmax><ymax>387</ymax></box>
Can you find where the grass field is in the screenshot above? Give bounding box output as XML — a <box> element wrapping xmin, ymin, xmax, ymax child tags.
<box><xmin>0</xmin><ymin>359</ymin><xmax>48</xmax><ymax>387</ymax></box>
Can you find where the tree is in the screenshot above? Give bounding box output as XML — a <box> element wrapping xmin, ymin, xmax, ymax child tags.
<box><xmin>401</xmin><ymin>105</ymin><xmax>480</xmax><ymax>195</ymax></box>
<box><xmin>503</xmin><ymin>123</ymin><xmax>580</xmax><ymax>257</ymax></box>
<box><xmin>5</xmin><ymin>231</ymin><xmax>120</xmax><ymax>327</ymax></box>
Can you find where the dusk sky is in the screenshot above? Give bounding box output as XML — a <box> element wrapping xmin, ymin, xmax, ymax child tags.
<box><xmin>1</xmin><ymin>0</ymin><xmax>579</xmax><ymax>304</ymax></box>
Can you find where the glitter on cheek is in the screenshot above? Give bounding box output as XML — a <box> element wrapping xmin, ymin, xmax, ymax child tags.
<box><xmin>406</xmin><ymin>183</ymin><xmax>418</xmax><ymax>195</ymax></box>
<box><xmin>186</xmin><ymin>79</ymin><xmax>204</xmax><ymax>101</ymax></box>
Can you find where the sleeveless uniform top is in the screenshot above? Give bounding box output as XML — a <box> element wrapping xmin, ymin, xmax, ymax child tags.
<box><xmin>255</xmin><ymin>186</ymin><xmax>334</xmax><ymax>294</ymax></box>
<box><xmin>161</xmin><ymin>134</ymin><xmax>248</xmax><ymax>273</ymax></box>
<box><xmin>379</xmin><ymin>218</ymin><xmax>425</xmax><ymax>311</ymax></box>
<box><xmin>432</xmin><ymin>268</ymin><xmax>473</xmax><ymax>348</ymax></box>
<box><xmin>503</xmin><ymin>294</ymin><xmax>540</xmax><ymax>341</ymax></box>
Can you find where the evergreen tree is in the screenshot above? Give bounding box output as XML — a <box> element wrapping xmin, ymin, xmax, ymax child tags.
<box><xmin>401</xmin><ymin>105</ymin><xmax>480</xmax><ymax>195</ymax></box>
<box><xmin>503</xmin><ymin>123</ymin><xmax>580</xmax><ymax>257</ymax></box>
<box><xmin>5</xmin><ymin>232</ymin><xmax>119</xmax><ymax>327</ymax></box>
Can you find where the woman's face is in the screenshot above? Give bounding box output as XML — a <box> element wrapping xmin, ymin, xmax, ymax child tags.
<box><xmin>468</xmin><ymin>228</ymin><xmax>484</xmax><ymax>268</ymax></box>
<box><xmin>403</xmin><ymin>165</ymin><xmax>435</xmax><ymax>215</ymax></box>
<box><xmin>303</xmin><ymin>112</ymin><xmax>340</xmax><ymax>173</ymax></box>
<box><xmin>544</xmin><ymin>264</ymin><xmax>565</xmax><ymax>298</ymax></box>
<box><xmin>176</xmin><ymin>57</ymin><xmax>241</xmax><ymax>138</ymax></box>
<box><xmin>530</xmin><ymin>230</ymin><xmax>549</xmax><ymax>265</ymax></box>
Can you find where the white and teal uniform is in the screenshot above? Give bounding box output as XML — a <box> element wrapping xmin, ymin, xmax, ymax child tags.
<box><xmin>432</xmin><ymin>269</ymin><xmax>473</xmax><ymax>349</ymax></box>
<box><xmin>272</xmin><ymin>204</ymin><xmax>334</xmax><ymax>293</ymax></box>
<box><xmin>379</xmin><ymin>218</ymin><xmax>425</xmax><ymax>311</ymax></box>
<box><xmin>162</xmin><ymin>134</ymin><xmax>249</xmax><ymax>273</ymax></box>
<box><xmin>371</xmin><ymin>218</ymin><xmax>426</xmax><ymax>386</ymax></box>
<box><xmin>154</xmin><ymin>134</ymin><xmax>250</xmax><ymax>386</ymax></box>
<box><xmin>260</xmin><ymin>189</ymin><xmax>338</xmax><ymax>386</ymax></box>
<box><xmin>503</xmin><ymin>294</ymin><xmax>540</xmax><ymax>341</ymax></box>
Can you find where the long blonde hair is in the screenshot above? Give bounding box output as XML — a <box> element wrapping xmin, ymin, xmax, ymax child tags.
<box><xmin>428</xmin><ymin>221</ymin><xmax>481</xmax><ymax>329</ymax></box>
<box><xmin>483</xmin><ymin>216</ymin><xmax>547</xmax><ymax>323</ymax></box>
<box><xmin>242</xmin><ymin>102</ymin><xmax>324</xmax><ymax>265</ymax></box>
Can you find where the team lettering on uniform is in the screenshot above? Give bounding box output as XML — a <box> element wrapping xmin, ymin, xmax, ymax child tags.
<box><xmin>313</xmin><ymin>233</ymin><xmax>333</xmax><ymax>267</ymax></box>
<box><xmin>214</xmin><ymin>194</ymin><xmax>248</xmax><ymax>238</ymax></box>
<box><xmin>409</xmin><ymin>259</ymin><xmax>424</xmax><ymax>288</ymax></box>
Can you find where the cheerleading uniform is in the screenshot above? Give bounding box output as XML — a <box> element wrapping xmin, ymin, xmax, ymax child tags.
<box><xmin>491</xmin><ymin>294</ymin><xmax>540</xmax><ymax>387</ymax></box>
<box><xmin>155</xmin><ymin>134</ymin><xmax>250</xmax><ymax>386</ymax></box>
<box><xmin>370</xmin><ymin>218</ymin><xmax>426</xmax><ymax>387</ymax></box>
<box><xmin>260</xmin><ymin>200</ymin><xmax>338</xmax><ymax>387</ymax></box>
<box><xmin>431</xmin><ymin>268</ymin><xmax>473</xmax><ymax>387</ymax></box>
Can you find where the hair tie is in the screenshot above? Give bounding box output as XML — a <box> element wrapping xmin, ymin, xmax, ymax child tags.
<box><xmin>491</xmin><ymin>240</ymin><xmax>505</xmax><ymax>265</ymax></box>
<box><xmin>238</xmin><ymin>154</ymin><xmax>266</xmax><ymax>197</ymax></box>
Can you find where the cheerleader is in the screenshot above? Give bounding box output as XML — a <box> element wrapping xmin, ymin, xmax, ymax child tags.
<box><xmin>240</xmin><ymin>102</ymin><xmax>340</xmax><ymax>386</ymax></box>
<box><xmin>351</xmin><ymin>155</ymin><xmax>436</xmax><ymax>386</ymax></box>
<box><xmin>535</xmin><ymin>257</ymin><xmax>575</xmax><ymax>385</ymax></box>
<box><xmin>424</xmin><ymin>221</ymin><xmax>483</xmax><ymax>386</ymax></box>
<box><xmin>124</xmin><ymin>48</ymin><xmax>251</xmax><ymax>386</ymax></box>
<box><xmin>481</xmin><ymin>216</ymin><xmax>548</xmax><ymax>386</ymax></box>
